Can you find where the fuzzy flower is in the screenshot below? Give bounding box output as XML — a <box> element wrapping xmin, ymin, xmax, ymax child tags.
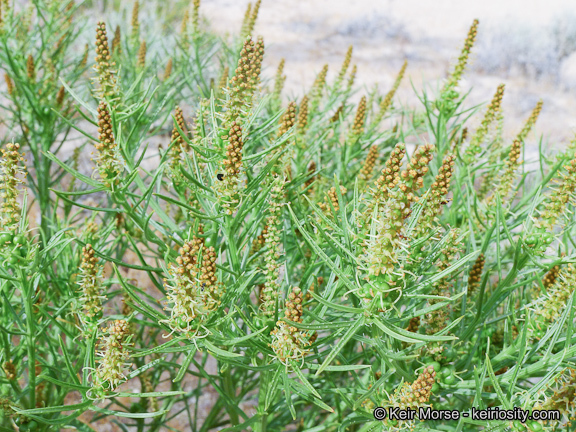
<box><xmin>363</xmin><ymin>144</ymin><xmax>434</xmax><ymax>281</ymax></box>
<box><xmin>359</xmin><ymin>145</ymin><xmax>379</xmax><ymax>182</ymax></box>
<box><xmin>260</xmin><ymin>175</ymin><xmax>285</xmax><ymax>317</ymax></box>
<box><xmin>77</xmin><ymin>244</ymin><xmax>106</xmax><ymax>330</ymax></box>
<box><xmin>56</xmin><ymin>85</ymin><xmax>65</xmax><ymax>108</ymax></box>
<box><xmin>373</xmin><ymin>60</ymin><xmax>407</xmax><ymax>125</ymax></box>
<box><xmin>278</xmin><ymin>101</ymin><xmax>296</xmax><ymax>137</ymax></box>
<box><xmin>536</xmin><ymin>156</ymin><xmax>576</xmax><ymax>232</ymax></box>
<box><xmin>531</xmin><ymin>264</ymin><xmax>576</xmax><ymax>340</ymax></box>
<box><xmin>413</xmin><ymin>153</ymin><xmax>456</xmax><ymax>238</ymax></box>
<box><xmin>369</xmin><ymin>366</ymin><xmax>436</xmax><ymax>432</ymax></box>
<box><xmin>94</xmin><ymin>22</ymin><xmax>118</xmax><ymax>99</ymax></box>
<box><xmin>217</xmin><ymin>121</ymin><xmax>245</xmax><ymax>214</ymax></box>
<box><xmin>162</xmin><ymin>231</ymin><xmax>224</xmax><ymax>338</ymax></box>
<box><xmin>79</xmin><ymin>43</ymin><xmax>89</xmax><ymax>69</ymax></box>
<box><xmin>539</xmin><ymin>368</ymin><xmax>576</xmax><ymax>428</ymax></box>
<box><xmin>94</xmin><ymin>319</ymin><xmax>132</xmax><ymax>391</ymax></box>
<box><xmin>137</xmin><ymin>40</ymin><xmax>146</xmax><ymax>68</ymax></box>
<box><xmin>464</xmin><ymin>84</ymin><xmax>505</xmax><ymax>163</ymax></box>
<box><xmin>0</xmin><ymin>143</ymin><xmax>26</xmax><ymax>232</ymax></box>
<box><xmin>270</xmin><ymin>287</ymin><xmax>315</xmax><ymax>365</ymax></box>
<box><xmin>95</xmin><ymin>101</ymin><xmax>123</xmax><ymax>187</ymax></box>
<box><xmin>367</xmin><ymin>142</ymin><xmax>406</xmax><ymax>208</ymax></box>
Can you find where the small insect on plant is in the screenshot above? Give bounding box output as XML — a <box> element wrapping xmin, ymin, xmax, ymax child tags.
<box><xmin>0</xmin><ymin>1</ymin><xmax>574</xmax><ymax>431</ymax></box>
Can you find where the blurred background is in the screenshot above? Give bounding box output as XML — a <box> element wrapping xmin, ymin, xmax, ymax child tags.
<box><xmin>196</xmin><ymin>0</ymin><xmax>576</xmax><ymax>149</ymax></box>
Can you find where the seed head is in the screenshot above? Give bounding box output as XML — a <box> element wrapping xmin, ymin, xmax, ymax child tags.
<box><xmin>94</xmin><ymin>319</ymin><xmax>132</xmax><ymax>391</ymax></box>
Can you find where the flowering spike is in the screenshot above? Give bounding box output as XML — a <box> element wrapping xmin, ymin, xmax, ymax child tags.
<box><xmin>442</xmin><ymin>19</ymin><xmax>479</xmax><ymax>94</ymax></box>
<box><xmin>137</xmin><ymin>40</ymin><xmax>146</xmax><ymax>68</ymax></box>
<box><xmin>464</xmin><ymin>84</ymin><xmax>505</xmax><ymax>162</ymax></box>
<box><xmin>278</xmin><ymin>101</ymin><xmax>296</xmax><ymax>137</ymax></box>
<box><xmin>359</xmin><ymin>145</ymin><xmax>378</xmax><ymax>182</ymax></box>
<box><xmin>373</xmin><ymin>60</ymin><xmax>407</xmax><ymax>125</ymax></box>
<box><xmin>414</xmin><ymin>153</ymin><xmax>456</xmax><ymax>238</ymax></box>
<box><xmin>260</xmin><ymin>175</ymin><xmax>285</xmax><ymax>317</ymax></box>
<box><xmin>94</xmin><ymin>22</ymin><xmax>118</xmax><ymax>99</ymax></box>
<box><xmin>0</xmin><ymin>143</ymin><xmax>25</xmax><ymax>232</ymax></box>
<box><xmin>111</xmin><ymin>25</ymin><xmax>121</xmax><ymax>56</ymax></box>
<box><xmin>95</xmin><ymin>101</ymin><xmax>123</xmax><ymax>187</ymax></box>
<box><xmin>94</xmin><ymin>319</ymin><xmax>132</xmax><ymax>391</ymax></box>
<box><xmin>77</xmin><ymin>244</ymin><xmax>106</xmax><ymax>330</ymax></box>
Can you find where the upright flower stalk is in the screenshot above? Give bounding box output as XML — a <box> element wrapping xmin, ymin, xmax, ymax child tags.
<box><xmin>222</xmin><ymin>36</ymin><xmax>264</xmax><ymax>128</ymax></box>
<box><xmin>270</xmin><ymin>287</ymin><xmax>315</xmax><ymax>365</ymax></box>
<box><xmin>162</xmin><ymin>230</ymin><xmax>224</xmax><ymax>338</ymax></box>
<box><xmin>0</xmin><ymin>143</ymin><xmax>25</xmax><ymax>233</ymax></box>
<box><xmin>93</xmin><ymin>319</ymin><xmax>132</xmax><ymax>392</ymax></box>
<box><xmin>77</xmin><ymin>244</ymin><xmax>105</xmax><ymax>332</ymax></box>
<box><xmin>260</xmin><ymin>175</ymin><xmax>285</xmax><ymax>318</ymax></box>
<box><xmin>217</xmin><ymin>121</ymin><xmax>245</xmax><ymax>214</ymax></box>
<box><xmin>94</xmin><ymin>22</ymin><xmax>118</xmax><ymax>100</ymax></box>
<box><xmin>363</xmin><ymin>144</ymin><xmax>434</xmax><ymax>285</ymax></box>
<box><xmin>95</xmin><ymin>101</ymin><xmax>123</xmax><ymax>187</ymax></box>
<box><xmin>373</xmin><ymin>60</ymin><xmax>407</xmax><ymax>126</ymax></box>
<box><xmin>463</xmin><ymin>84</ymin><xmax>505</xmax><ymax>163</ymax></box>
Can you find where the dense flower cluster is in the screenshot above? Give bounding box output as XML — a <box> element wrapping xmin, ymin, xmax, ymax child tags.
<box><xmin>95</xmin><ymin>101</ymin><xmax>123</xmax><ymax>187</ymax></box>
<box><xmin>77</xmin><ymin>244</ymin><xmax>105</xmax><ymax>331</ymax></box>
<box><xmin>94</xmin><ymin>320</ymin><xmax>132</xmax><ymax>391</ymax></box>
<box><xmin>162</xmin><ymin>231</ymin><xmax>224</xmax><ymax>338</ymax></box>
<box><xmin>0</xmin><ymin>143</ymin><xmax>25</xmax><ymax>232</ymax></box>
<box><xmin>260</xmin><ymin>175</ymin><xmax>285</xmax><ymax>317</ymax></box>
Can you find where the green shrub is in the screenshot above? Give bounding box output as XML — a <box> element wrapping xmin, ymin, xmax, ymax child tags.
<box><xmin>0</xmin><ymin>1</ymin><xmax>574</xmax><ymax>431</ymax></box>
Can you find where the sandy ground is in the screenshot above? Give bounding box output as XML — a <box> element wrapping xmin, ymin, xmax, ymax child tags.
<box><xmin>202</xmin><ymin>0</ymin><xmax>576</xmax><ymax>156</ymax></box>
